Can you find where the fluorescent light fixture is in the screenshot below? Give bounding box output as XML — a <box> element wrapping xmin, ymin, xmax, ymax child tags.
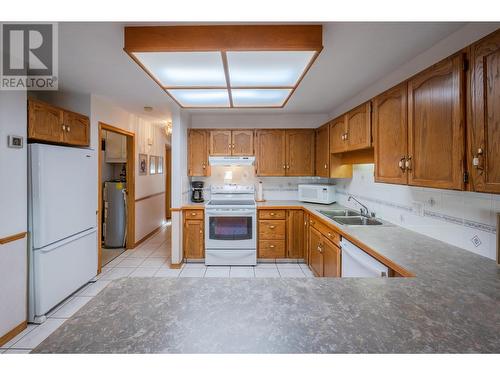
<box><xmin>232</xmin><ymin>89</ymin><xmax>292</xmax><ymax>107</ymax></box>
<box><xmin>133</xmin><ymin>52</ymin><xmax>226</xmax><ymax>87</ymax></box>
<box><xmin>227</xmin><ymin>51</ymin><xmax>316</xmax><ymax>87</ymax></box>
<box><xmin>168</xmin><ymin>89</ymin><xmax>230</xmax><ymax>107</ymax></box>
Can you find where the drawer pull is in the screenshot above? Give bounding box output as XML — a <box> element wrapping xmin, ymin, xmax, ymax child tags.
<box><xmin>270</xmin><ymin>212</ymin><xmax>275</xmax><ymax>216</ymax></box>
<box><xmin>327</xmin><ymin>232</ymin><xmax>332</xmax><ymax>237</ymax></box>
<box><xmin>269</xmin><ymin>245</ymin><xmax>275</xmax><ymax>248</ymax></box>
<box><xmin>269</xmin><ymin>225</ymin><xmax>276</xmax><ymax>229</ymax></box>
<box><xmin>191</xmin><ymin>212</ymin><xmax>197</xmax><ymax>216</ymax></box>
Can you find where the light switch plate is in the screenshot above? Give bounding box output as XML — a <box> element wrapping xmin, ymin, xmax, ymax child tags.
<box><xmin>7</xmin><ymin>135</ymin><xmax>23</xmax><ymax>148</ymax></box>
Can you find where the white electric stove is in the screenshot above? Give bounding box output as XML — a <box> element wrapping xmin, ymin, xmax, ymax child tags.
<box><xmin>204</xmin><ymin>184</ymin><xmax>257</xmax><ymax>266</ymax></box>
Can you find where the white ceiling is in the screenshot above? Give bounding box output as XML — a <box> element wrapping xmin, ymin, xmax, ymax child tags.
<box><xmin>55</xmin><ymin>22</ymin><xmax>465</xmax><ymax>119</ymax></box>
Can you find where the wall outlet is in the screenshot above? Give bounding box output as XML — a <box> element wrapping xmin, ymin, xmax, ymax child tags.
<box><xmin>412</xmin><ymin>201</ymin><xmax>424</xmax><ymax>216</ymax></box>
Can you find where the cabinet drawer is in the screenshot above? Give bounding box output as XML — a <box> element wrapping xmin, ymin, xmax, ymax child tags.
<box><xmin>184</xmin><ymin>210</ymin><xmax>204</xmax><ymax>220</ymax></box>
<box><xmin>258</xmin><ymin>209</ymin><xmax>286</xmax><ymax>220</ymax></box>
<box><xmin>258</xmin><ymin>240</ymin><xmax>286</xmax><ymax>258</ymax></box>
<box><xmin>259</xmin><ymin>220</ymin><xmax>286</xmax><ymax>240</ymax></box>
<box><xmin>310</xmin><ymin>218</ymin><xmax>340</xmax><ymax>245</ymax></box>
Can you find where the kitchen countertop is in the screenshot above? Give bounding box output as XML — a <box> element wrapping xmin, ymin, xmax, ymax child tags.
<box><xmin>32</xmin><ymin>200</ymin><xmax>500</xmax><ymax>353</ymax></box>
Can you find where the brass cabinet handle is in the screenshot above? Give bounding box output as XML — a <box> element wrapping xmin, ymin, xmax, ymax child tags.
<box><xmin>202</xmin><ymin>163</ymin><xmax>206</xmax><ymax>169</ymax></box>
<box><xmin>398</xmin><ymin>156</ymin><xmax>406</xmax><ymax>172</ymax></box>
<box><xmin>199</xmin><ymin>230</ymin><xmax>202</xmax><ymax>234</ymax></box>
<box><xmin>191</xmin><ymin>212</ymin><xmax>197</xmax><ymax>216</ymax></box>
<box><xmin>62</xmin><ymin>125</ymin><xmax>66</xmax><ymax>131</ymax></box>
<box><xmin>283</xmin><ymin>164</ymin><xmax>286</xmax><ymax>169</ymax></box>
<box><xmin>270</xmin><ymin>212</ymin><xmax>275</xmax><ymax>216</ymax></box>
<box><xmin>344</xmin><ymin>132</ymin><xmax>348</xmax><ymax>140</ymax></box>
<box><xmin>472</xmin><ymin>148</ymin><xmax>484</xmax><ymax>171</ymax></box>
<box><xmin>269</xmin><ymin>225</ymin><xmax>276</xmax><ymax>229</ymax></box>
<box><xmin>287</xmin><ymin>165</ymin><xmax>290</xmax><ymax>169</ymax></box>
<box><xmin>324</xmin><ymin>163</ymin><xmax>327</xmax><ymax>169</ymax></box>
<box><xmin>327</xmin><ymin>232</ymin><xmax>332</xmax><ymax>237</ymax></box>
<box><xmin>269</xmin><ymin>245</ymin><xmax>275</xmax><ymax>248</ymax></box>
<box><xmin>67</xmin><ymin>126</ymin><xmax>71</xmax><ymax>132</ymax></box>
<box><xmin>317</xmin><ymin>245</ymin><xmax>323</xmax><ymax>253</ymax></box>
<box><xmin>405</xmin><ymin>156</ymin><xmax>412</xmax><ymax>171</ymax></box>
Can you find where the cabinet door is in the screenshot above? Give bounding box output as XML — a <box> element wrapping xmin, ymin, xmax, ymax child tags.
<box><xmin>309</xmin><ymin>226</ymin><xmax>323</xmax><ymax>277</ymax></box>
<box><xmin>303</xmin><ymin>212</ymin><xmax>310</xmax><ymax>265</ymax></box>
<box><xmin>345</xmin><ymin>101</ymin><xmax>371</xmax><ymax>151</ymax></box>
<box><xmin>210</xmin><ymin>130</ymin><xmax>232</xmax><ymax>156</ymax></box>
<box><xmin>287</xmin><ymin>210</ymin><xmax>304</xmax><ymax>259</ymax></box>
<box><xmin>470</xmin><ymin>29</ymin><xmax>500</xmax><ymax>193</ymax></box>
<box><xmin>286</xmin><ymin>129</ymin><xmax>315</xmax><ymax>176</ymax></box>
<box><xmin>373</xmin><ymin>83</ymin><xmax>408</xmax><ymax>184</ymax></box>
<box><xmin>322</xmin><ymin>238</ymin><xmax>341</xmax><ymax>277</ymax></box>
<box><xmin>256</xmin><ymin>130</ymin><xmax>286</xmax><ymax>176</ymax></box>
<box><xmin>28</xmin><ymin>100</ymin><xmax>64</xmax><ymax>143</ymax></box>
<box><xmin>232</xmin><ymin>130</ymin><xmax>254</xmax><ymax>156</ymax></box>
<box><xmin>408</xmin><ymin>54</ymin><xmax>465</xmax><ymax>190</ymax></box>
<box><xmin>183</xmin><ymin>219</ymin><xmax>204</xmax><ymax>259</ymax></box>
<box><xmin>329</xmin><ymin>116</ymin><xmax>347</xmax><ymax>153</ymax></box>
<box><xmin>315</xmin><ymin>124</ymin><xmax>330</xmax><ymax>177</ymax></box>
<box><xmin>188</xmin><ymin>129</ymin><xmax>209</xmax><ymax>176</ymax></box>
<box><xmin>62</xmin><ymin>111</ymin><xmax>90</xmax><ymax>146</ymax></box>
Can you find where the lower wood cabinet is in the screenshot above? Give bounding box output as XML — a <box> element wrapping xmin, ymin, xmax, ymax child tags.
<box><xmin>308</xmin><ymin>215</ymin><xmax>341</xmax><ymax>277</ymax></box>
<box><xmin>258</xmin><ymin>209</ymin><xmax>286</xmax><ymax>259</ymax></box>
<box><xmin>183</xmin><ymin>210</ymin><xmax>204</xmax><ymax>259</ymax></box>
<box><xmin>287</xmin><ymin>209</ymin><xmax>305</xmax><ymax>259</ymax></box>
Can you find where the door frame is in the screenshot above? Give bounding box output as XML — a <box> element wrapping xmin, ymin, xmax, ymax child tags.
<box><xmin>97</xmin><ymin>122</ymin><xmax>136</xmax><ymax>273</ymax></box>
<box><xmin>165</xmin><ymin>144</ymin><xmax>172</xmax><ymax>220</ymax></box>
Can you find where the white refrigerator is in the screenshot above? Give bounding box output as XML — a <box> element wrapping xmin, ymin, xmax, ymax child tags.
<box><xmin>28</xmin><ymin>143</ymin><xmax>98</xmax><ymax>323</ymax></box>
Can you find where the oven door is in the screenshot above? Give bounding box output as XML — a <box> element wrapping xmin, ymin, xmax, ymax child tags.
<box><xmin>205</xmin><ymin>209</ymin><xmax>256</xmax><ymax>249</ymax></box>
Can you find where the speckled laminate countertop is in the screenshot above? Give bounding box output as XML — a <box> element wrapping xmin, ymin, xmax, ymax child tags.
<box><xmin>33</xmin><ymin>200</ymin><xmax>500</xmax><ymax>353</ymax></box>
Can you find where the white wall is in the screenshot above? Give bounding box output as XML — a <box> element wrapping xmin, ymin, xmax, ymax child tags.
<box><xmin>91</xmin><ymin>95</ymin><xmax>170</xmax><ymax>242</ymax></box>
<box><xmin>191</xmin><ymin>113</ymin><xmax>328</xmax><ymax>129</ymax></box>
<box><xmin>0</xmin><ymin>91</ymin><xmax>28</xmax><ymax>338</ymax></box>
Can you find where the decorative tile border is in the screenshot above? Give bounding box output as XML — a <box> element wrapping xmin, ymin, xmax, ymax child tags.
<box><xmin>336</xmin><ymin>190</ymin><xmax>497</xmax><ymax>234</ymax></box>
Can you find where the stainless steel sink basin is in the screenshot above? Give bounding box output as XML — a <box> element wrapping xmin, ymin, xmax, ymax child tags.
<box><xmin>332</xmin><ymin>216</ymin><xmax>384</xmax><ymax>226</ymax></box>
<box><xmin>318</xmin><ymin>209</ymin><xmax>359</xmax><ymax>218</ymax></box>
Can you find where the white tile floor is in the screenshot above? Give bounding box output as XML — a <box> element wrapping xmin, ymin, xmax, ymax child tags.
<box><xmin>0</xmin><ymin>224</ymin><xmax>314</xmax><ymax>354</ymax></box>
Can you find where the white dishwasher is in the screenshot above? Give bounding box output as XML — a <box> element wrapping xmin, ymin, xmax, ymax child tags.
<box><xmin>341</xmin><ymin>238</ymin><xmax>389</xmax><ymax>277</ymax></box>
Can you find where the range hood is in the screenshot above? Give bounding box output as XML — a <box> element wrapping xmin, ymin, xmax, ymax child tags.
<box><xmin>209</xmin><ymin>156</ymin><xmax>255</xmax><ymax>166</ymax></box>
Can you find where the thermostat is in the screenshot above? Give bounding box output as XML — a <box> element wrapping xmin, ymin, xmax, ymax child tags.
<box><xmin>8</xmin><ymin>135</ymin><xmax>23</xmax><ymax>148</ymax></box>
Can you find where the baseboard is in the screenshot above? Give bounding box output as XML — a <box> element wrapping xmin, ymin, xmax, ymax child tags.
<box><xmin>0</xmin><ymin>320</ymin><xmax>27</xmax><ymax>347</ymax></box>
<box><xmin>133</xmin><ymin>224</ymin><xmax>166</xmax><ymax>248</ymax></box>
<box><xmin>169</xmin><ymin>262</ymin><xmax>183</xmax><ymax>269</ymax></box>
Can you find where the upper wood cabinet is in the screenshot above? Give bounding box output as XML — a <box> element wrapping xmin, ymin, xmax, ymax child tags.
<box><xmin>209</xmin><ymin>129</ymin><xmax>254</xmax><ymax>156</ymax></box>
<box><xmin>232</xmin><ymin>130</ymin><xmax>254</xmax><ymax>156</ymax></box>
<box><xmin>329</xmin><ymin>102</ymin><xmax>371</xmax><ymax>154</ymax></box>
<box><xmin>256</xmin><ymin>130</ymin><xmax>286</xmax><ymax>176</ymax></box>
<box><xmin>256</xmin><ymin>129</ymin><xmax>315</xmax><ymax>176</ymax></box>
<box><xmin>28</xmin><ymin>98</ymin><xmax>90</xmax><ymax>147</ymax></box>
<box><xmin>329</xmin><ymin>116</ymin><xmax>347</xmax><ymax>153</ymax></box>
<box><xmin>315</xmin><ymin>123</ymin><xmax>330</xmax><ymax>177</ymax></box>
<box><xmin>469</xmin><ymin>29</ymin><xmax>500</xmax><ymax>194</ymax></box>
<box><xmin>373</xmin><ymin>83</ymin><xmax>408</xmax><ymax>185</ymax></box>
<box><xmin>407</xmin><ymin>54</ymin><xmax>465</xmax><ymax>190</ymax></box>
<box><xmin>285</xmin><ymin>129</ymin><xmax>315</xmax><ymax>176</ymax></box>
<box><xmin>188</xmin><ymin>129</ymin><xmax>209</xmax><ymax>176</ymax></box>
<box><xmin>345</xmin><ymin>102</ymin><xmax>372</xmax><ymax>151</ymax></box>
<box><xmin>210</xmin><ymin>130</ymin><xmax>232</xmax><ymax>156</ymax></box>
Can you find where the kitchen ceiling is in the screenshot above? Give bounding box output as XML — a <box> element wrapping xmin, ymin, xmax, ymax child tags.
<box><xmin>124</xmin><ymin>25</ymin><xmax>323</xmax><ymax>109</ymax></box>
<box><xmin>53</xmin><ymin>22</ymin><xmax>470</xmax><ymax>119</ymax></box>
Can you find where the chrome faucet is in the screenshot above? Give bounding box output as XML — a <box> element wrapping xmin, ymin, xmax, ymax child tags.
<box><xmin>348</xmin><ymin>195</ymin><xmax>371</xmax><ymax>217</ymax></box>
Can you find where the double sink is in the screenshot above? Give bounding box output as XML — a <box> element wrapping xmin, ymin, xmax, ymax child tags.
<box><xmin>318</xmin><ymin>209</ymin><xmax>384</xmax><ymax>226</ymax></box>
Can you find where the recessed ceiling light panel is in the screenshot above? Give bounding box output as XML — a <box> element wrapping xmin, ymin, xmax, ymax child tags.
<box><xmin>168</xmin><ymin>89</ymin><xmax>230</xmax><ymax>107</ymax></box>
<box><xmin>133</xmin><ymin>52</ymin><xmax>226</xmax><ymax>87</ymax></box>
<box><xmin>227</xmin><ymin>51</ymin><xmax>316</xmax><ymax>87</ymax></box>
<box><xmin>232</xmin><ymin>89</ymin><xmax>292</xmax><ymax>107</ymax></box>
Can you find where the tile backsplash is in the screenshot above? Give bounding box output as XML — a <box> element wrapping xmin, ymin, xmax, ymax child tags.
<box><xmin>334</xmin><ymin>164</ymin><xmax>499</xmax><ymax>260</ymax></box>
<box><xmin>191</xmin><ymin>166</ymin><xmax>329</xmax><ymax>200</ymax></box>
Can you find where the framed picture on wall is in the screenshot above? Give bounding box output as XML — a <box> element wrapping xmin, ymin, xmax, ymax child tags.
<box><xmin>139</xmin><ymin>154</ymin><xmax>147</xmax><ymax>175</ymax></box>
<box><xmin>157</xmin><ymin>156</ymin><xmax>164</xmax><ymax>174</ymax></box>
<box><xmin>149</xmin><ymin>155</ymin><xmax>157</xmax><ymax>175</ymax></box>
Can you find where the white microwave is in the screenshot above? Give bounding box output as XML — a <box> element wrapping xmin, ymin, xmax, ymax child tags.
<box><xmin>298</xmin><ymin>184</ymin><xmax>336</xmax><ymax>204</ymax></box>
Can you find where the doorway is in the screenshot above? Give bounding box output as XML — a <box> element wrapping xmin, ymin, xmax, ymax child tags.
<box><xmin>165</xmin><ymin>145</ymin><xmax>171</xmax><ymax>220</ymax></box>
<box><xmin>98</xmin><ymin>122</ymin><xmax>135</xmax><ymax>273</ymax></box>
